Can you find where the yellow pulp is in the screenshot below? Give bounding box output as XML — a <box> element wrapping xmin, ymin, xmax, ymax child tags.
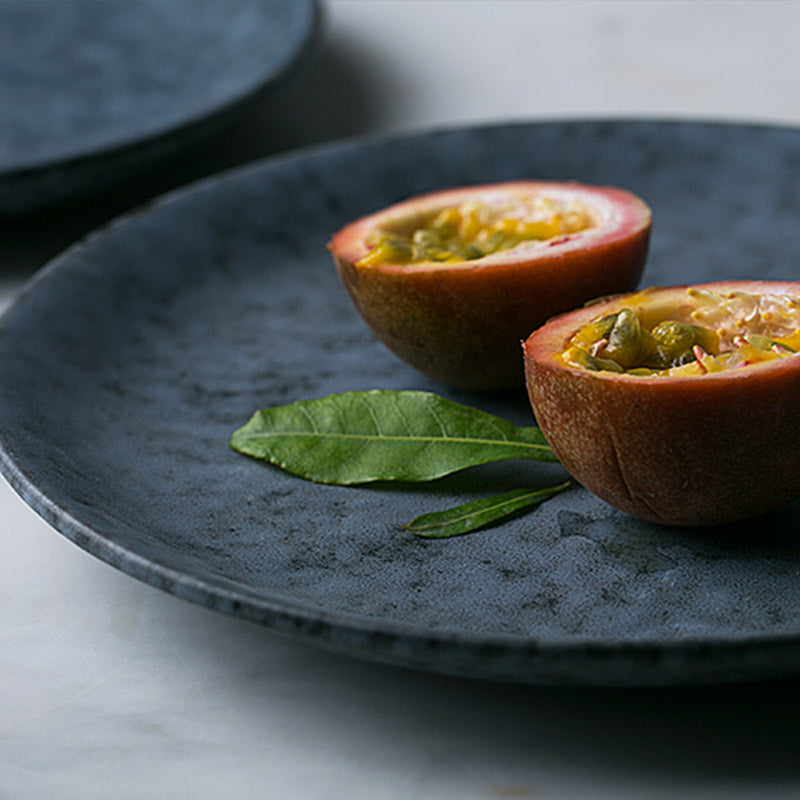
<box><xmin>355</xmin><ymin>196</ymin><xmax>592</xmax><ymax>267</ymax></box>
<box><xmin>563</xmin><ymin>288</ymin><xmax>800</xmax><ymax>376</ymax></box>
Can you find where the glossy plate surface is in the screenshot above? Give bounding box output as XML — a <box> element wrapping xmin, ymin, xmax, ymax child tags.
<box><xmin>0</xmin><ymin>0</ymin><xmax>320</xmax><ymax>214</ymax></box>
<box><xmin>2</xmin><ymin>120</ymin><xmax>800</xmax><ymax>686</ymax></box>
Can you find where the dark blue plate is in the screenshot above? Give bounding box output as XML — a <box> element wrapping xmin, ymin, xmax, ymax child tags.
<box><xmin>0</xmin><ymin>0</ymin><xmax>320</xmax><ymax>214</ymax></box>
<box><xmin>2</xmin><ymin>120</ymin><xmax>800</xmax><ymax>686</ymax></box>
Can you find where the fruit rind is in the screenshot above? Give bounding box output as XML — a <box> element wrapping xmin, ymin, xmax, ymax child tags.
<box><xmin>329</xmin><ymin>181</ymin><xmax>652</xmax><ymax>390</ymax></box>
<box><xmin>523</xmin><ymin>281</ymin><xmax>800</xmax><ymax>526</ymax></box>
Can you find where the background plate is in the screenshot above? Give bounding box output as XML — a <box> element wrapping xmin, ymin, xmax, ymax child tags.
<box><xmin>0</xmin><ymin>0</ymin><xmax>320</xmax><ymax>215</ymax></box>
<box><xmin>1</xmin><ymin>120</ymin><xmax>800</xmax><ymax>686</ymax></box>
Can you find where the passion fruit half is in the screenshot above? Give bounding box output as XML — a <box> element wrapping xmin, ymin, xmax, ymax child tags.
<box><xmin>329</xmin><ymin>181</ymin><xmax>652</xmax><ymax>390</ymax></box>
<box><xmin>523</xmin><ymin>280</ymin><xmax>800</xmax><ymax>526</ymax></box>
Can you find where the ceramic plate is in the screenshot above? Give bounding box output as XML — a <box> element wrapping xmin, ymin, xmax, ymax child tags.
<box><xmin>0</xmin><ymin>0</ymin><xmax>320</xmax><ymax>214</ymax></box>
<box><xmin>2</xmin><ymin>120</ymin><xmax>800</xmax><ymax>686</ymax></box>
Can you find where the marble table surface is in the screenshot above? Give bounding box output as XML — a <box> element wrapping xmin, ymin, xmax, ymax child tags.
<box><xmin>3</xmin><ymin>2</ymin><xmax>800</xmax><ymax>797</ymax></box>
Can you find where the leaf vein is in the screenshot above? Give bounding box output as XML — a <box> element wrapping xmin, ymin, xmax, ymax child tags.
<box><xmin>240</xmin><ymin>430</ymin><xmax>550</xmax><ymax>450</ymax></box>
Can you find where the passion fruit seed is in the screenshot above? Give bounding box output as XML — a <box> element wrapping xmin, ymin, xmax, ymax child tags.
<box><xmin>562</xmin><ymin>346</ymin><xmax>624</xmax><ymax>373</ymax></box>
<box><xmin>744</xmin><ymin>333</ymin><xmax>795</xmax><ymax>353</ymax></box>
<box><xmin>649</xmin><ymin>321</ymin><xmax>720</xmax><ymax>369</ymax></box>
<box><xmin>569</xmin><ymin>313</ymin><xmax>618</xmax><ymax>350</ymax></box>
<box><xmin>355</xmin><ymin>197</ymin><xmax>593</xmax><ymax>267</ymax></box>
<box><xmin>602</xmin><ymin>308</ymin><xmax>647</xmax><ymax>369</ymax></box>
<box><xmin>564</xmin><ymin>289</ymin><xmax>800</xmax><ymax>376</ymax></box>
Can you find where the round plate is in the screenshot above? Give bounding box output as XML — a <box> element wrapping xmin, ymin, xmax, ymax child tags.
<box><xmin>2</xmin><ymin>120</ymin><xmax>800</xmax><ymax>686</ymax></box>
<box><xmin>0</xmin><ymin>0</ymin><xmax>320</xmax><ymax>214</ymax></box>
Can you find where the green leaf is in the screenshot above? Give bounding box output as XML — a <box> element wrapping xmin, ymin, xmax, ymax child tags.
<box><xmin>406</xmin><ymin>482</ymin><xmax>570</xmax><ymax>538</ymax></box>
<box><xmin>230</xmin><ymin>389</ymin><xmax>556</xmax><ymax>485</ymax></box>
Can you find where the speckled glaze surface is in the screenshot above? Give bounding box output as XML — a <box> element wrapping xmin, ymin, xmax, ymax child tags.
<box><xmin>0</xmin><ymin>0</ymin><xmax>320</xmax><ymax>214</ymax></box>
<box><xmin>2</xmin><ymin>120</ymin><xmax>800</xmax><ymax>686</ymax></box>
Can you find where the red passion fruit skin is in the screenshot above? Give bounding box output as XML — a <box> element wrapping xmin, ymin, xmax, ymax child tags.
<box><xmin>329</xmin><ymin>181</ymin><xmax>652</xmax><ymax>390</ymax></box>
<box><xmin>523</xmin><ymin>280</ymin><xmax>800</xmax><ymax>527</ymax></box>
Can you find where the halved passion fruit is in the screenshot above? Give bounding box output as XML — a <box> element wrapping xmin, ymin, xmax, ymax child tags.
<box><xmin>329</xmin><ymin>181</ymin><xmax>652</xmax><ymax>390</ymax></box>
<box><xmin>523</xmin><ymin>280</ymin><xmax>800</xmax><ymax>526</ymax></box>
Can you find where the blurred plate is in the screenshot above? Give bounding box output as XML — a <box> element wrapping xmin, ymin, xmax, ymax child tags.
<box><xmin>0</xmin><ymin>0</ymin><xmax>320</xmax><ymax>215</ymax></box>
<box><xmin>1</xmin><ymin>120</ymin><xmax>800</xmax><ymax>686</ymax></box>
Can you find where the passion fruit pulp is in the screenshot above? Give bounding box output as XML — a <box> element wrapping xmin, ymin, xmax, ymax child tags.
<box><xmin>329</xmin><ymin>181</ymin><xmax>652</xmax><ymax>390</ymax></box>
<box><xmin>523</xmin><ymin>281</ymin><xmax>800</xmax><ymax>526</ymax></box>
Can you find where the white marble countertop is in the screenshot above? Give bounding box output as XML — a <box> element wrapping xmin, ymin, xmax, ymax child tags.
<box><xmin>3</xmin><ymin>2</ymin><xmax>800</xmax><ymax>797</ymax></box>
